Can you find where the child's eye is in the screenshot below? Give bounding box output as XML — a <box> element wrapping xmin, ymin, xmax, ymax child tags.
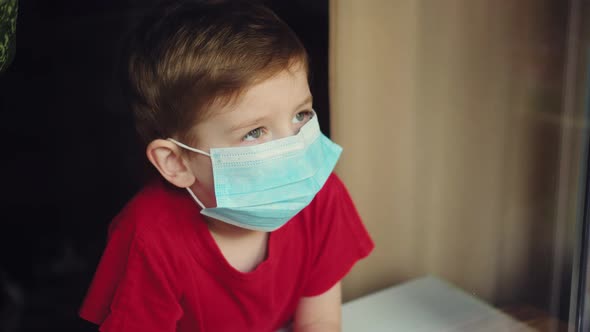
<box><xmin>243</xmin><ymin>128</ymin><xmax>263</xmax><ymax>141</ymax></box>
<box><xmin>292</xmin><ymin>111</ymin><xmax>314</xmax><ymax>124</ymax></box>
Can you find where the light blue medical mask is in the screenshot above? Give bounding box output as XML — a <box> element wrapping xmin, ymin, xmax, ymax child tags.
<box><xmin>168</xmin><ymin>113</ymin><xmax>342</xmax><ymax>232</ymax></box>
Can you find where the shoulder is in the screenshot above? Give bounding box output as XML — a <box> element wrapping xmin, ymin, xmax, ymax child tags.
<box><xmin>296</xmin><ymin>172</ymin><xmax>359</xmax><ymax>231</ymax></box>
<box><xmin>323</xmin><ymin>172</ymin><xmax>345</xmax><ymax>189</ymax></box>
<box><xmin>311</xmin><ymin>172</ymin><xmax>352</xmax><ymax>207</ymax></box>
<box><xmin>107</xmin><ymin>178</ymin><xmax>197</xmax><ymax>246</ymax></box>
<box><xmin>294</xmin><ymin>172</ymin><xmax>374</xmax><ymax>296</ymax></box>
<box><xmin>79</xmin><ymin>179</ymin><xmax>192</xmax><ymax>325</ymax></box>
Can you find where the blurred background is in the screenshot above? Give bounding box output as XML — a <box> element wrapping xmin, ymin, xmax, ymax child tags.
<box><xmin>2</xmin><ymin>0</ymin><xmax>590</xmax><ymax>331</ymax></box>
<box><xmin>332</xmin><ymin>0</ymin><xmax>590</xmax><ymax>331</ymax></box>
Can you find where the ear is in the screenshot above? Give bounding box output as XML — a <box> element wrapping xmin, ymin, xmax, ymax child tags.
<box><xmin>146</xmin><ymin>139</ymin><xmax>196</xmax><ymax>188</ymax></box>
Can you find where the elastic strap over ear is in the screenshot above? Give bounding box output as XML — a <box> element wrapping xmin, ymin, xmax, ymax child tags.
<box><xmin>186</xmin><ymin>187</ymin><xmax>206</xmax><ymax>209</ymax></box>
<box><xmin>167</xmin><ymin>138</ymin><xmax>211</xmax><ymax>157</ymax></box>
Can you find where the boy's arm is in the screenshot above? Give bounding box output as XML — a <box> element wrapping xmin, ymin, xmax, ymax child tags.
<box><xmin>293</xmin><ymin>282</ymin><xmax>342</xmax><ymax>332</ymax></box>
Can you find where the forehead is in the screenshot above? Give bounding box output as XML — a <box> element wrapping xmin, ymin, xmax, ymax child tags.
<box><xmin>209</xmin><ymin>64</ymin><xmax>310</xmax><ymax>119</ymax></box>
<box><xmin>182</xmin><ymin>63</ymin><xmax>312</xmax><ymax>147</ymax></box>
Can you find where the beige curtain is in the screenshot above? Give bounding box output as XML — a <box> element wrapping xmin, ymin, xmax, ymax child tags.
<box><xmin>330</xmin><ymin>0</ymin><xmax>583</xmax><ymax>311</ymax></box>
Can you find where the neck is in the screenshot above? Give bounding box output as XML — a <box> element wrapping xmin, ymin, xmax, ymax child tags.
<box><xmin>205</xmin><ymin>216</ymin><xmax>270</xmax><ymax>273</ymax></box>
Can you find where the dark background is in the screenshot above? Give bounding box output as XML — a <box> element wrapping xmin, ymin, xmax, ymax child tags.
<box><xmin>0</xmin><ymin>1</ymin><xmax>329</xmax><ymax>330</ymax></box>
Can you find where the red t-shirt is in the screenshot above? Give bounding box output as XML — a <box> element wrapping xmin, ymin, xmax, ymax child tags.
<box><xmin>79</xmin><ymin>173</ymin><xmax>374</xmax><ymax>332</ymax></box>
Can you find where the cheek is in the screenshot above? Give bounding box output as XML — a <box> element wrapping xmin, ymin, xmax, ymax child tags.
<box><xmin>194</xmin><ymin>157</ymin><xmax>214</xmax><ymax>187</ymax></box>
<box><xmin>188</xmin><ymin>156</ymin><xmax>217</xmax><ymax>204</ymax></box>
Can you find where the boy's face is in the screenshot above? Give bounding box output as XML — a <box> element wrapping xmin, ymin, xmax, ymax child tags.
<box><xmin>186</xmin><ymin>63</ymin><xmax>313</xmax><ymax>208</ymax></box>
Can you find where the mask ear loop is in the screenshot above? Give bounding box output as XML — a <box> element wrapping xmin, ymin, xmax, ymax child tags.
<box><xmin>167</xmin><ymin>138</ymin><xmax>210</xmax><ymax>209</ymax></box>
<box><xmin>167</xmin><ymin>138</ymin><xmax>211</xmax><ymax>156</ymax></box>
<box><xmin>186</xmin><ymin>187</ymin><xmax>206</xmax><ymax>209</ymax></box>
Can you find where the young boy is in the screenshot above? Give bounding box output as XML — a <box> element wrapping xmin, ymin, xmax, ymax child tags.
<box><xmin>79</xmin><ymin>1</ymin><xmax>374</xmax><ymax>331</ymax></box>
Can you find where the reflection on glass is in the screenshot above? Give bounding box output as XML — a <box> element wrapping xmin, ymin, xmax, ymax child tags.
<box><xmin>333</xmin><ymin>0</ymin><xmax>590</xmax><ymax>331</ymax></box>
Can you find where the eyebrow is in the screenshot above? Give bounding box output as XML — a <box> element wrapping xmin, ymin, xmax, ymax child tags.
<box><xmin>229</xmin><ymin>115</ymin><xmax>268</xmax><ymax>133</ymax></box>
<box><xmin>228</xmin><ymin>95</ymin><xmax>313</xmax><ymax>133</ymax></box>
<box><xmin>295</xmin><ymin>95</ymin><xmax>313</xmax><ymax>111</ymax></box>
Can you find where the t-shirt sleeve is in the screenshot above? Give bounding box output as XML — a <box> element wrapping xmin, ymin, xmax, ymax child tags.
<box><xmin>79</xmin><ymin>215</ymin><xmax>184</xmax><ymax>332</ymax></box>
<box><xmin>302</xmin><ymin>173</ymin><xmax>374</xmax><ymax>297</ymax></box>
